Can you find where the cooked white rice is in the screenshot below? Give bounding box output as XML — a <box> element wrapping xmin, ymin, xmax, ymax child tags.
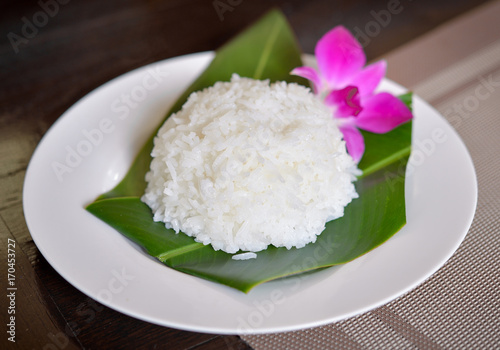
<box><xmin>142</xmin><ymin>74</ymin><xmax>359</xmax><ymax>254</ymax></box>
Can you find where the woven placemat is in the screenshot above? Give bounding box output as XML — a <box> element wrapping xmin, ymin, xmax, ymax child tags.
<box><xmin>241</xmin><ymin>4</ymin><xmax>500</xmax><ymax>349</ymax></box>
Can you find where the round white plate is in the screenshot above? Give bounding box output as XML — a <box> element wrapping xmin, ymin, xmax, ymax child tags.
<box><xmin>24</xmin><ymin>52</ymin><xmax>477</xmax><ymax>334</ymax></box>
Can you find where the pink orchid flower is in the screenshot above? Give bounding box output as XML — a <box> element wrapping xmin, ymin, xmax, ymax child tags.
<box><xmin>292</xmin><ymin>26</ymin><xmax>413</xmax><ymax>162</ymax></box>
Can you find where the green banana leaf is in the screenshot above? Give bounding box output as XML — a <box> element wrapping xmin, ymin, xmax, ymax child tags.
<box><xmin>86</xmin><ymin>10</ymin><xmax>413</xmax><ymax>293</ymax></box>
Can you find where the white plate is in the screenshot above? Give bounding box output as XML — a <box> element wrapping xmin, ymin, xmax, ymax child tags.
<box><xmin>24</xmin><ymin>52</ymin><xmax>477</xmax><ymax>334</ymax></box>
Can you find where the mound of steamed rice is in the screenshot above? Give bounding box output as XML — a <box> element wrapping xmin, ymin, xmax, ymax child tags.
<box><xmin>141</xmin><ymin>74</ymin><xmax>359</xmax><ymax>255</ymax></box>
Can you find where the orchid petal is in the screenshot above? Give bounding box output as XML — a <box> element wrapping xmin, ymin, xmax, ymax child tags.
<box><xmin>355</xmin><ymin>92</ymin><xmax>413</xmax><ymax>133</ymax></box>
<box><xmin>325</xmin><ymin>86</ymin><xmax>362</xmax><ymax>118</ymax></box>
<box><xmin>350</xmin><ymin>60</ymin><xmax>387</xmax><ymax>97</ymax></box>
<box><xmin>315</xmin><ymin>26</ymin><xmax>366</xmax><ymax>87</ymax></box>
<box><xmin>291</xmin><ymin>66</ymin><xmax>322</xmax><ymax>93</ymax></box>
<box><xmin>339</xmin><ymin>124</ymin><xmax>365</xmax><ymax>163</ymax></box>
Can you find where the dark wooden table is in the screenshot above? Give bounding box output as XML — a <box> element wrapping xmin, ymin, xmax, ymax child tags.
<box><xmin>0</xmin><ymin>0</ymin><xmax>491</xmax><ymax>349</ymax></box>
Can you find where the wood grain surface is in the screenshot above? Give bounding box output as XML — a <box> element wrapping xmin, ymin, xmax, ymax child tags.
<box><xmin>0</xmin><ymin>0</ymin><xmax>491</xmax><ymax>349</ymax></box>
